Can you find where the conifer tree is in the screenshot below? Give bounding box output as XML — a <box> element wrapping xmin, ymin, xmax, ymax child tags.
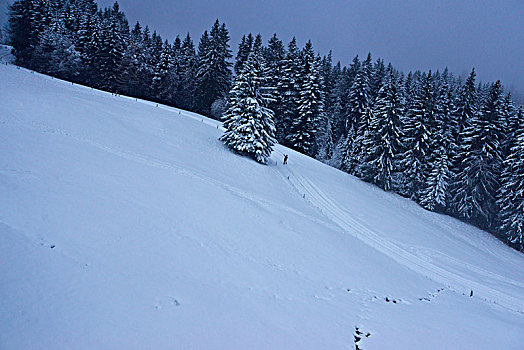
<box><xmin>177</xmin><ymin>33</ymin><xmax>197</xmax><ymax>110</ymax></box>
<box><xmin>346</xmin><ymin>55</ymin><xmax>361</xmax><ymax>86</ymax></box>
<box><xmin>264</xmin><ymin>33</ymin><xmax>285</xmax><ymax>135</ymax></box>
<box><xmin>76</xmin><ymin>3</ymin><xmax>97</xmax><ymax>68</ymax></box>
<box><xmin>340</xmin><ymin>126</ymin><xmax>356</xmax><ymax>173</ymax></box>
<box><xmin>150</xmin><ymin>31</ymin><xmax>163</xmax><ymax>67</ymax></box>
<box><xmin>33</xmin><ymin>19</ymin><xmax>81</xmax><ymax>80</ymax></box>
<box><xmin>317</xmin><ymin>119</ymin><xmax>335</xmax><ymax>163</ymax></box>
<box><xmin>369</xmin><ymin>58</ymin><xmax>386</xmax><ymax>102</ymax></box>
<box><xmin>234</xmin><ymin>33</ymin><xmax>253</xmax><ymax>75</ymax></box>
<box><xmin>275</xmin><ymin>37</ymin><xmax>300</xmax><ymax>144</ymax></box>
<box><xmin>151</xmin><ymin>40</ymin><xmax>175</xmax><ymax>103</ymax></box>
<box><xmin>347</xmin><ymin>54</ymin><xmax>371</xmax><ymax>134</ymax></box>
<box><xmin>451</xmin><ymin>69</ymin><xmax>477</xmax><ymax>148</ymax></box>
<box><xmin>264</xmin><ymin>34</ymin><xmax>285</xmax><ymax>85</ymax></box>
<box><xmin>449</xmin><ymin>69</ymin><xmax>478</xmax><ymax>216</ymax></box>
<box><xmin>419</xmin><ymin>147</ymin><xmax>450</xmax><ymax>211</ymax></box>
<box><xmin>340</xmin><ymin>55</ymin><xmax>371</xmax><ymax>175</ymax></box>
<box><xmin>115</xmin><ymin>21</ymin><xmax>144</xmax><ymax>96</ymax></box>
<box><xmin>8</xmin><ymin>0</ymin><xmax>36</xmax><ymax>64</ymax></box>
<box><xmin>321</xmin><ymin>53</ymin><xmax>338</xmax><ymax>147</ymax></box>
<box><xmin>419</xmin><ymin>78</ymin><xmax>453</xmax><ymax>211</ymax></box>
<box><xmin>498</xmin><ymin>107</ymin><xmax>524</xmax><ymax>251</ymax></box>
<box><xmin>195</xmin><ymin>20</ymin><xmax>232</xmax><ymax>117</ymax></box>
<box><xmin>330</xmin><ymin>61</ymin><xmax>351</xmax><ymax>141</ymax></box>
<box><xmin>220</xmin><ymin>52</ymin><xmax>276</xmax><ymax>164</ymax></box>
<box><xmin>321</xmin><ymin>51</ymin><xmax>335</xmax><ymax>110</ymax></box>
<box><xmin>90</xmin><ymin>5</ymin><xmax>126</xmax><ymax>91</ymax></box>
<box><xmin>253</xmin><ymin>33</ymin><xmax>263</xmax><ymax>55</ymax></box>
<box><xmin>454</xmin><ymin>81</ymin><xmax>504</xmax><ymax>227</ymax></box>
<box><xmin>500</xmin><ymin>93</ymin><xmax>516</xmax><ymax>160</ymax></box>
<box><xmin>399</xmin><ymin>72</ymin><xmax>435</xmax><ymax>201</ymax></box>
<box><xmin>287</xmin><ymin>40</ymin><xmax>325</xmax><ymax>157</ymax></box>
<box><xmin>363</xmin><ymin>72</ymin><xmax>403</xmax><ymax>190</ymax></box>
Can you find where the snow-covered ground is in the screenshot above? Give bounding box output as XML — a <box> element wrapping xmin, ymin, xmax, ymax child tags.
<box><xmin>1</xmin><ymin>46</ymin><xmax>523</xmax><ymax>349</ymax></box>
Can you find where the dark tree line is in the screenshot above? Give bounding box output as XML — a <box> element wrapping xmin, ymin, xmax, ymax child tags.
<box><xmin>7</xmin><ymin>0</ymin><xmax>231</xmax><ymax>115</ymax></box>
<box><xmin>7</xmin><ymin>0</ymin><xmax>524</xmax><ymax>252</ymax></box>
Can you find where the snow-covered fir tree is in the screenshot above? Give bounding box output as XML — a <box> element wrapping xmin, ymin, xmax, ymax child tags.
<box><xmin>419</xmin><ymin>77</ymin><xmax>454</xmax><ymax>211</ymax></box>
<box><xmin>318</xmin><ymin>52</ymin><xmax>341</xmax><ymax>165</ymax></box>
<box><xmin>321</xmin><ymin>51</ymin><xmax>336</xmax><ymax>114</ymax></box>
<box><xmin>449</xmin><ymin>69</ymin><xmax>478</xmax><ymax>217</ymax></box>
<box><xmin>419</xmin><ymin>147</ymin><xmax>450</xmax><ymax>211</ymax></box>
<box><xmin>195</xmin><ymin>20</ymin><xmax>232</xmax><ymax>117</ymax></box>
<box><xmin>287</xmin><ymin>40</ymin><xmax>325</xmax><ymax>157</ymax></box>
<box><xmin>32</xmin><ymin>20</ymin><xmax>81</xmax><ymax>80</ymax></box>
<box><xmin>346</xmin><ymin>53</ymin><xmax>371</xmax><ymax>134</ymax></box>
<box><xmin>264</xmin><ymin>33</ymin><xmax>285</xmax><ymax>136</ymax></box>
<box><xmin>330</xmin><ymin>57</ymin><xmax>357</xmax><ymax>141</ymax></box>
<box><xmin>151</xmin><ymin>40</ymin><xmax>175</xmax><ymax>103</ymax></box>
<box><xmin>252</xmin><ymin>34</ymin><xmax>263</xmax><ymax>55</ymax></box>
<box><xmin>220</xmin><ymin>52</ymin><xmax>276</xmax><ymax>164</ymax></box>
<box><xmin>497</xmin><ymin>106</ymin><xmax>524</xmax><ymax>250</ymax></box>
<box><xmin>264</xmin><ymin>33</ymin><xmax>285</xmax><ymax>89</ymax></box>
<box><xmin>370</xmin><ymin>58</ymin><xmax>386</xmax><ymax>102</ymax></box>
<box><xmin>116</xmin><ymin>21</ymin><xmax>147</xmax><ymax>97</ymax></box>
<box><xmin>499</xmin><ymin>93</ymin><xmax>516</xmax><ymax>160</ymax></box>
<box><xmin>234</xmin><ymin>33</ymin><xmax>253</xmax><ymax>75</ymax></box>
<box><xmin>399</xmin><ymin>71</ymin><xmax>435</xmax><ymax>201</ymax></box>
<box><xmin>316</xmin><ymin>119</ymin><xmax>335</xmax><ymax>163</ymax></box>
<box><xmin>362</xmin><ymin>72</ymin><xmax>403</xmax><ymax>190</ymax></box>
<box><xmin>275</xmin><ymin>37</ymin><xmax>301</xmax><ymax>144</ymax></box>
<box><xmin>339</xmin><ymin>55</ymin><xmax>371</xmax><ymax>176</ymax></box>
<box><xmin>451</xmin><ymin>69</ymin><xmax>477</xmax><ymax>145</ymax></box>
<box><xmin>101</xmin><ymin>3</ymin><xmax>127</xmax><ymax>91</ymax></box>
<box><xmin>454</xmin><ymin>81</ymin><xmax>504</xmax><ymax>228</ymax></box>
<box><xmin>8</xmin><ymin>0</ymin><xmax>44</xmax><ymax>65</ymax></box>
<box><xmin>75</xmin><ymin>2</ymin><xmax>98</xmax><ymax>77</ymax></box>
<box><xmin>176</xmin><ymin>33</ymin><xmax>197</xmax><ymax>110</ymax></box>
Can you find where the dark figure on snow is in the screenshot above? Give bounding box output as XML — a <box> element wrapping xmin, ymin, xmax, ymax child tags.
<box><xmin>283</xmin><ymin>154</ymin><xmax>288</xmax><ymax>165</ymax></box>
<box><xmin>470</xmin><ymin>290</ymin><xmax>473</xmax><ymax>297</ymax></box>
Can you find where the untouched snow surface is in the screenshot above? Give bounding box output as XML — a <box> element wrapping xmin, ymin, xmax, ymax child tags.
<box><xmin>1</xmin><ymin>52</ymin><xmax>523</xmax><ymax>348</ymax></box>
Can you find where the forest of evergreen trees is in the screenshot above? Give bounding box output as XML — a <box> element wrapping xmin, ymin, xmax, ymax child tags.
<box><xmin>6</xmin><ymin>0</ymin><xmax>524</xmax><ymax>252</ymax></box>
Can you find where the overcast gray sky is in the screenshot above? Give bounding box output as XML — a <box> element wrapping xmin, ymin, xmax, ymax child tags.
<box><xmin>2</xmin><ymin>0</ymin><xmax>523</xmax><ymax>94</ymax></box>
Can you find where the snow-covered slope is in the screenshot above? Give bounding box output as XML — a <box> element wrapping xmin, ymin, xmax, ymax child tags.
<box><xmin>0</xmin><ymin>45</ymin><xmax>14</xmax><ymax>64</ymax></box>
<box><xmin>1</xmin><ymin>54</ymin><xmax>523</xmax><ymax>349</ymax></box>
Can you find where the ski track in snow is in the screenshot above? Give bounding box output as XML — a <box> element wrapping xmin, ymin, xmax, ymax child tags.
<box><xmin>274</xmin><ymin>149</ymin><xmax>523</xmax><ymax>314</ymax></box>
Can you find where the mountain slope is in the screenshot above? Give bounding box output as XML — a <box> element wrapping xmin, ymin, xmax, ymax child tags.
<box><xmin>1</xmin><ymin>55</ymin><xmax>523</xmax><ymax>349</ymax></box>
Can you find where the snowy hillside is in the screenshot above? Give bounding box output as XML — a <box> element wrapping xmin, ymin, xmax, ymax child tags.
<box><xmin>1</xmin><ymin>51</ymin><xmax>523</xmax><ymax>349</ymax></box>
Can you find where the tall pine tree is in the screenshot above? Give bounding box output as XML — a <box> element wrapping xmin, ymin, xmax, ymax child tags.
<box><xmin>220</xmin><ymin>51</ymin><xmax>276</xmax><ymax>164</ymax></box>
<box><xmin>363</xmin><ymin>72</ymin><xmax>403</xmax><ymax>190</ymax></box>
<box><xmin>287</xmin><ymin>41</ymin><xmax>325</xmax><ymax>157</ymax></box>
<box><xmin>497</xmin><ymin>106</ymin><xmax>524</xmax><ymax>251</ymax></box>
<box><xmin>455</xmin><ymin>81</ymin><xmax>504</xmax><ymax>228</ymax></box>
<box><xmin>176</xmin><ymin>33</ymin><xmax>197</xmax><ymax>110</ymax></box>
<box><xmin>275</xmin><ymin>37</ymin><xmax>300</xmax><ymax>144</ymax></box>
<box><xmin>195</xmin><ymin>20</ymin><xmax>232</xmax><ymax>117</ymax></box>
<box><xmin>399</xmin><ymin>71</ymin><xmax>435</xmax><ymax>201</ymax></box>
<box><xmin>419</xmin><ymin>77</ymin><xmax>454</xmax><ymax>211</ymax></box>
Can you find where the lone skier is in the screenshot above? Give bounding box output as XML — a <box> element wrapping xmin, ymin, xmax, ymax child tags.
<box><xmin>283</xmin><ymin>154</ymin><xmax>288</xmax><ymax>165</ymax></box>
